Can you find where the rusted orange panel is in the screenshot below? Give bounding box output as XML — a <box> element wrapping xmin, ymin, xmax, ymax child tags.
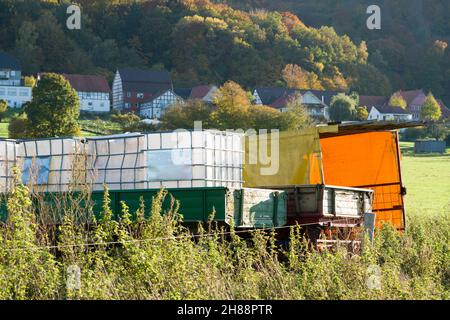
<box><xmin>320</xmin><ymin>131</ymin><xmax>405</xmax><ymax>230</ymax></box>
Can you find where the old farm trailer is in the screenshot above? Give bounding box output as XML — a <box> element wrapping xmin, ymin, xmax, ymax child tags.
<box><xmin>0</xmin><ymin>122</ymin><xmax>420</xmax><ymax>240</ymax></box>
<box><xmin>244</xmin><ymin>121</ymin><xmax>423</xmax><ymax>234</ymax></box>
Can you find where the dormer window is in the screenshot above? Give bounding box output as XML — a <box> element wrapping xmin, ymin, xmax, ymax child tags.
<box><xmin>137</xmin><ymin>93</ymin><xmax>144</xmax><ymax>99</ymax></box>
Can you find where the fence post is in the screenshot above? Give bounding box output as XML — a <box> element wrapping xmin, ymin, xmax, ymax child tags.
<box><xmin>364</xmin><ymin>212</ymin><xmax>376</xmax><ymax>242</ymax></box>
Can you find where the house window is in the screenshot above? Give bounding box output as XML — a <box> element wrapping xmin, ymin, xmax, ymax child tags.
<box><xmin>7</xmin><ymin>88</ymin><xmax>17</xmax><ymax>96</ymax></box>
<box><xmin>88</xmin><ymin>102</ymin><xmax>93</xmax><ymax>106</ymax></box>
<box><xmin>127</xmin><ymin>92</ymin><xmax>131</xmax><ymax>98</ymax></box>
<box><xmin>125</xmin><ymin>103</ymin><xmax>131</xmax><ymax>108</ymax></box>
<box><xmin>137</xmin><ymin>93</ymin><xmax>144</xmax><ymax>99</ymax></box>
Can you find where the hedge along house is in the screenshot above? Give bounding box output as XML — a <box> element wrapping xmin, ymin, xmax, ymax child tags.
<box><xmin>244</xmin><ymin>121</ymin><xmax>423</xmax><ymax>230</ymax></box>
<box><xmin>0</xmin><ymin>52</ymin><xmax>32</xmax><ymax>108</ymax></box>
<box><xmin>62</xmin><ymin>74</ymin><xmax>110</xmax><ymax>113</ymax></box>
<box><xmin>112</xmin><ymin>68</ymin><xmax>173</xmax><ymax>113</ymax></box>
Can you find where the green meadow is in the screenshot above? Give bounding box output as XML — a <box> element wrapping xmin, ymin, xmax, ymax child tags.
<box><xmin>400</xmin><ymin>142</ymin><xmax>450</xmax><ymax>217</ymax></box>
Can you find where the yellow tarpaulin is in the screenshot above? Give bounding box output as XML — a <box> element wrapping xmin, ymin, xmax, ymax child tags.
<box><xmin>243</xmin><ymin>126</ymin><xmax>338</xmax><ymax>187</ymax></box>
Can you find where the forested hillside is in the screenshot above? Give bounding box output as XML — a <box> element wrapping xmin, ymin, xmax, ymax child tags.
<box><xmin>0</xmin><ymin>0</ymin><xmax>448</xmax><ymax>103</ymax></box>
<box><xmin>223</xmin><ymin>0</ymin><xmax>450</xmax><ymax>102</ymax></box>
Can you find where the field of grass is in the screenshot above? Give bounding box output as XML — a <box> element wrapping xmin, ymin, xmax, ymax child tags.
<box><xmin>0</xmin><ymin>121</ymin><xmax>108</xmax><ymax>138</ymax></box>
<box><xmin>0</xmin><ymin>122</ymin><xmax>8</xmax><ymax>138</ymax></box>
<box><xmin>400</xmin><ymin>141</ymin><xmax>450</xmax><ymax>216</ymax></box>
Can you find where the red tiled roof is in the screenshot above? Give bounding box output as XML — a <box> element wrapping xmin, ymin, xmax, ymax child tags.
<box><xmin>62</xmin><ymin>74</ymin><xmax>110</xmax><ymax>93</ymax></box>
<box><xmin>359</xmin><ymin>95</ymin><xmax>388</xmax><ymax>107</ymax></box>
<box><xmin>397</xmin><ymin>89</ymin><xmax>425</xmax><ymax>105</ymax></box>
<box><xmin>190</xmin><ymin>85</ymin><xmax>215</xmax><ymax>99</ymax></box>
<box><xmin>270</xmin><ymin>92</ymin><xmax>293</xmax><ymax>109</ymax></box>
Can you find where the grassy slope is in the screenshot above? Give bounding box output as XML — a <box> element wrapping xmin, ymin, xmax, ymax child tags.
<box><xmin>0</xmin><ymin>123</ymin><xmax>8</xmax><ymax>138</ymax></box>
<box><xmin>0</xmin><ymin>121</ymin><xmax>104</xmax><ymax>138</ymax></box>
<box><xmin>400</xmin><ymin>142</ymin><xmax>450</xmax><ymax>216</ymax></box>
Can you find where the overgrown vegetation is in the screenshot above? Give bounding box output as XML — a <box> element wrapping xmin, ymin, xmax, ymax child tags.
<box><xmin>0</xmin><ymin>169</ymin><xmax>448</xmax><ymax>300</ymax></box>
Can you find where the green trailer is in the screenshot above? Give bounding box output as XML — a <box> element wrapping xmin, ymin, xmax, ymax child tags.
<box><xmin>0</xmin><ymin>187</ymin><xmax>287</xmax><ymax>229</ymax></box>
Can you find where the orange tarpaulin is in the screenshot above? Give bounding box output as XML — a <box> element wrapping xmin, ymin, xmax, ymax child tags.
<box><xmin>243</xmin><ymin>127</ymin><xmax>407</xmax><ymax>230</ymax></box>
<box><xmin>320</xmin><ymin>131</ymin><xmax>405</xmax><ymax>230</ymax></box>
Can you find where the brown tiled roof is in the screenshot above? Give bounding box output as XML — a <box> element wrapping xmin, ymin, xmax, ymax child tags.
<box><xmin>62</xmin><ymin>74</ymin><xmax>110</xmax><ymax>93</ymax></box>
<box><xmin>119</xmin><ymin>68</ymin><xmax>172</xmax><ymax>94</ymax></box>
<box><xmin>397</xmin><ymin>89</ymin><xmax>425</xmax><ymax>105</ymax></box>
<box><xmin>190</xmin><ymin>85</ymin><xmax>215</xmax><ymax>99</ymax></box>
<box><xmin>270</xmin><ymin>92</ymin><xmax>293</xmax><ymax>109</ymax></box>
<box><xmin>359</xmin><ymin>95</ymin><xmax>388</xmax><ymax>107</ymax></box>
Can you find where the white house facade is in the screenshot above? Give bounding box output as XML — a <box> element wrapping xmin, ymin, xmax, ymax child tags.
<box><xmin>77</xmin><ymin>91</ymin><xmax>110</xmax><ymax>113</ymax></box>
<box><xmin>139</xmin><ymin>90</ymin><xmax>181</xmax><ymax>119</ymax></box>
<box><xmin>62</xmin><ymin>74</ymin><xmax>111</xmax><ymax>113</ymax></box>
<box><xmin>0</xmin><ymin>52</ymin><xmax>32</xmax><ymax>108</ymax></box>
<box><xmin>368</xmin><ymin>106</ymin><xmax>413</xmax><ymax>121</ymax></box>
<box><xmin>112</xmin><ymin>70</ymin><xmax>123</xmax><ymax>110</ymax></box>
<box><xmin>0</xmin><ymin>85</ymin><xmax>32</xmax><ymax>108</ymax></box>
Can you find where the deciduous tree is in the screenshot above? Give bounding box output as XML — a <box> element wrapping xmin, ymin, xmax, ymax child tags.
<box><xmin>389</xmin><ymin>92</ymin><xmax>407</xmax><ymax>109</ymax></box>
<box><xmin>26</xmin><ymin>73</ymin><xmax>80</xmax><ymax>138</ymax></box>
<box><xmin>329</xmin><ymin>93</ymin><xmax>357</xmax><ymax>121</ymax></box>
<box><xmin>421</xmin><ymin>93</ymin><xmax>442</xmax><ymax>121</ymax></box>
<box><xmin>211</xmin><ymin>81</ymin><xmax>252</xmax><ymax>130</ymax></box>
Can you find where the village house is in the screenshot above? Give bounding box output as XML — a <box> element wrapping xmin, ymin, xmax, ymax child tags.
<box><xmin>112</xmin><ymin>68</ymin><xmax>175</xmax><ymax>116</ymax></box>
<box><xmin>62</xmin><ymin>74</ymin><xmax>110</xmax><ymax>113</ymax></box>
<box><xmin>253</xmin><ymin>87</ymin><xmax>340</xmax><ymax>121</ymax></box>
<box><xmin>0</xmin><ymin>52</ymin><xmax>32</xmax><ymax>108</ymax></box>
<box><xmin>396</xmin><ymin>90</ymin><xmax>426</xmax><ymax>120</ymax></box>
<box><xmin>141</xmin><ymin>85</ymin><xmax>219</xmax><ymax>119</ymax></box>
<box><xmin>397</xmin><ymin>89</ymin><xmax>450</xmax><ymax>120</ymax></box>
<box><xmin>139</xmin><ymin>89</ymin><xmax>182</xmax><ymax>119</ymax></box>
<box><xmin>367</xmin><ymin>105</ymin><xmax>413</xmax><ymax>121</ymax></box>
<box><xmin>174</xmin><ymin>85</ymin><xmax>218</xmax><ymax>103</ymax></box>
<box><xmin>361</xmin><ymin>91</ymin><xmax>449</xmax><ymax>120</ymax></box>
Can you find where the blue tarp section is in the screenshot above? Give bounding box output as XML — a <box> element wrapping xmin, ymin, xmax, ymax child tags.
<box><xmin>147</xmin><ymin>149</ymin><xmax>192</xmax><ymax>181</ymax></box>
<box><xmin>22</xmin><ymin>156</ymin><xmax>51</xmax><ymax>185</ymax></box>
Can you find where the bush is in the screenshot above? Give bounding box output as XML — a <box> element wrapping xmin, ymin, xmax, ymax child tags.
<box><xmin>8</xmin><ymin>115</ymin><xmax>30</xmax><ymax>139</ymax></box>
<box><xmin>401</xmin><ymin>128</ymin><xmax>427</xmax><ymax>141</ymax></box>
<box><xmin>111</xmin><ymin>112</ymin><xmax>141</xmax><ymax>132</ymax></box>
